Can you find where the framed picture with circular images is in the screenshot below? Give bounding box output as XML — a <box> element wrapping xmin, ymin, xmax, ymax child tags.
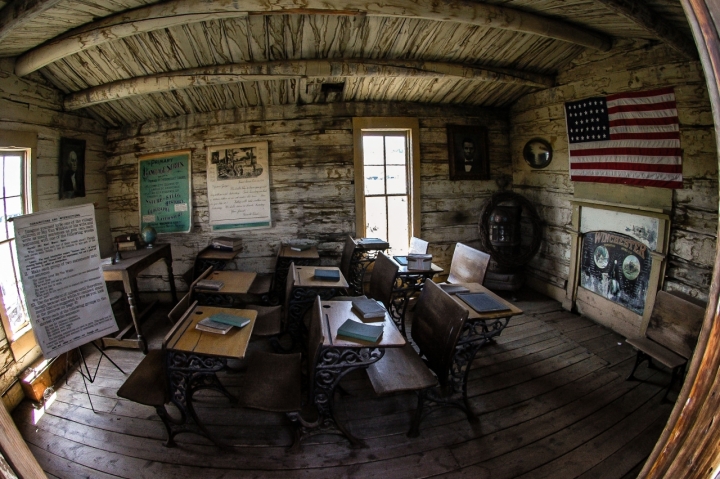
<box><xmin>523</xmin><ymin>138</ymin><xmax>552</xmax><ymax>169</ymax></box>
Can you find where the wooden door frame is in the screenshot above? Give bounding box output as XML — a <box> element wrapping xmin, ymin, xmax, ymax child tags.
<box><xmin>641</xmin><ymin>1</ymin><xmax>720</xmax><ymax>477</ymax></box>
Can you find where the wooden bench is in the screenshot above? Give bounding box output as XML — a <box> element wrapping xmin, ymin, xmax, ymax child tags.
<box><xmin>626</xmin><ymin>290</ymin><xmax>705</xmax><ymax>401</ymax></box>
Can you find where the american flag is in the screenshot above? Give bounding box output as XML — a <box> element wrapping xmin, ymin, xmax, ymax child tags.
<box><xmin>564</xmin><ymin>87</ymin><xmax>682</xmax><ymax>189</ymax></box>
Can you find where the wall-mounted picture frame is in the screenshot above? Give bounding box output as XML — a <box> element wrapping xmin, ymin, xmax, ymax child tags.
<box><xmin>59</xmin><ymin>137</ymin><xmax>86</xmax><ymax>199</ymax></box>
<box><xmin>447</xmin><ymin>125</ymin><xmax>490</xmax><ymax>181</ymax></box>
<box><xmin>523</xmin><ymin>138</ymin><xmax>553</xmax><ymax>169</ymax></box>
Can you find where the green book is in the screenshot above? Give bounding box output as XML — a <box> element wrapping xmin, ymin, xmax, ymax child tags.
<box><xmin>336</xmin><ymin>319</ymin><xmax>383</xmax><ymax>343</ymax></box>
<box><xmin>206</xmin><ymin>312</ymin><xmax>251</xmax><ymax>328</ymax></box>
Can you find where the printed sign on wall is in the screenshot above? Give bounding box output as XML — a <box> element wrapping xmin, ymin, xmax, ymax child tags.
<box><xmin>580</xmin><ymin>231</ymin><xmax>653</xmax><ymax>315</ymax></box>
<box><xmin>138</xmin><ymin>150</ymin><xmax>192</xmax><ymax>233</ymax></box>
<box><xmin>206</xmin><ymin>142</ymin><xmax>272</xmax><ymax>230</ymax></box>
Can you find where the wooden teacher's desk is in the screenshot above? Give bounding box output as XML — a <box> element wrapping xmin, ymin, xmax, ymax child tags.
<box><xmin>102</xmin><ymin>243</ymin><xmax>177</xmax><ymax>354</ymax></box>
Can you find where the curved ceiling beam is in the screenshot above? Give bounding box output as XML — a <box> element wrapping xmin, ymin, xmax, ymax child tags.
<box><xmin>63</xmin><ymin>59</ymin><xmax>556</xmax><ymax>111</ymax></box>
<box><xmin>594</xmin><ymin>0</ymin><xmax>698</xmax><ymax>59</ymax></box>
<box><xmin>0</xmin><ymin>0</ymin><xmax>64</xmax><ymax>44</ymax></box>
<box><xmin>16</xmin><ymin>0</ymin><xmax>612</xmax><ymax>77</ymax></box>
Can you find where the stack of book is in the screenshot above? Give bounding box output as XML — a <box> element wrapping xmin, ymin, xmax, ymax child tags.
<box><xmin>194</xmin><ymin>279</ymin><xmax>224</xmax><ymax>291</ymax></box>
<box><xmin>210</xmin><ymin>236</ymin><xmax>242</xmax><ymax>251</ymax></box>
<box><xmin>337</xmin><ymin>319</ymin><xmax>384</xmax><ymax>343</ymax></box>
<box><xmin>115</xmin><ymin>234</ymin><xmax>139</xmax><ymax>251</ymax></box>
<box><xmin>351</xmin><ymin>296</ymin><xmax>386</xmax><ymax>322</ymax></box>
<box><xmin>195</xmin><ymin>313</ymin><xmax>251</xmax><ymax>334</ymax></box>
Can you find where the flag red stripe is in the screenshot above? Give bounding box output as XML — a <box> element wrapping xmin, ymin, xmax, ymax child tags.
<box><xmin>570</xmin><ymin>175</ymin><xmax>683</xmax><ymax>188</ymax></box>
<box><xmin>610</xmin><ymin>132</ymin><xmax>680</xmax><ymax>140</ymax></box>
<box><xmin>609</xmin><ymin>116</ymin><xmax>678</xmax><ymax>127</ymax></box>
<box><xmin>570</xmin><ymin>163</ymin><xmax>682</xmax><ymax>173</ymax></box>
<box><xmin>569</xmin><ymin>147</ymin><xmax>682</xmax><ymax>157</ymax></box>
<box><xmin>608</xmin><ymin>101</ymin><xmax>677</xmax><ymax>114</ymax></box>
<box><xmin>606</xmin><ymin>87</ymin><xmax>675</xmax><ymax>101</ymax></box>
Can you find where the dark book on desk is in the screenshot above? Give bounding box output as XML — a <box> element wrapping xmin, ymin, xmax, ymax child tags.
<box><xmin>195</xmin><ymin>279</ymin><xmax>224</xmax><ymax>291</ymax></box>
<box><xmin>195</xmin><ymin>317</ymin><xmax>233</xmax><ymax>334</ymax></box>
<box><xmin>352</xmin><ymin>297</ymin><xmax>386</xmax><ymax>321</ymax></box>
<box><xmin>206</xmin><ymin>312</ymin><xmax>251</xmax><ymax>329</ymax></box>
<box><xmin>439</xmin><ymin>284</ymin><xmax>470</xmax><ymax>295</ymax></box>
<box><xmin>314</xmin><ymin>268</ymin><xmax>340</xmax><ymax>281</ymax></box>
<box><xmin>337</xmin><ymin>319</ymin><xmax>383</xmax><ymax>343</ymax></box>
<box><xmin>393</xmin><ymin>255</ymin><xmax>408</xmax><ymax>266</ymax></box>
<box><xmin>456</xmin><ymin>292</ymin><xmax>510</xmax><ymax>313</ymax></box>
<box><xmin>289</xmin><ymin>244</ymin><xmax>312</xmax><ymax>252</ymax></box>
<box><xmin>358</xmin><ymin>237</ymin><xmax>387</xmax><ymax>244</ymax></box>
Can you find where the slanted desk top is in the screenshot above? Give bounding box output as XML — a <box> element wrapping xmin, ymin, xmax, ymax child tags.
<box><xmin>447</xmin><ymin>282</ymin><xmax>523</xmax><ymax>320</ymax></box>
<box><xmin>295</xmin><ymin>265</ymin><xmax>349</xmax><ymax>288</ymax></box>
<box><xmin>321</xmin><ymin>300</ymin><xmax>406</xmax><ymax>348</ymax></box>
<box><xmin>166</xmin><ymin>305</ymin><xmax>257</xmax><ymax>359</ymax></box>
<box><xmin>279</xmin><ymin>244</ymin><xmax>320</xmax><ymax>260</ymax></box>
<box><xmin>354</xmin><ymin>237</ymin><xmax>390</xmax><ymax>250</ymax></box>
<box><xmin>203</xmin><ymin>270</ymin><xmax>257</xmax><ymax>295</ymax></box>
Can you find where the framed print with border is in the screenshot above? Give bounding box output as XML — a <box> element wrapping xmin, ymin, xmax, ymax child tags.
<box><xmin>138</xmin><ymin>149</ymin><xmax>192</xmax><ymax>233</ymax></box>
<box><xmin>447</xmin><ymin>125</ymin><xmax>490</xmax><ymax>180</ymax></box>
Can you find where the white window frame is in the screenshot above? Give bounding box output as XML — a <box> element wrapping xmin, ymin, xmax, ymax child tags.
<box><xmin>352</xmin><ymin>118</ymin><xmax>421</xmax><ymax>245</ymax></box>
<box><xmin>0</xmin><ymin>130</ymin><xmax>38</xmax><ymax>360</ymax></box>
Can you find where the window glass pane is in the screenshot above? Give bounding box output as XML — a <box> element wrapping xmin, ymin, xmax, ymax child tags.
<box><xmin>4</xmin><ymin>155</ymin><xmax>22</xmax><ymax>197</ymax></box>
<box><xmin>365</xmin><ymin>196</ymin><xmax>387</xmax><ymax>240</ymax></box>
<box><xmin>0</xmin><ymin>241</ymin><xmax>26</xmax><ymax>332</ymax></box>
<box><xmin>0</xmin><ymin>199</ymin><xmax>7</xmax><ymax>243</ymax></box>
<box><xmin>385</xmin><ymin>165</ymin><xmax>406</xmax><ymax>195</ymax></box>
<box><xmin>5</xmin><ymin>195</ymin><xmax>22</xmax><ymax>239</ymax></box>
<box><xmin>387</xmin><ymin>196</ymin><xmax>408</xmax><ymax>255</ymax></box>
<box><xmin>385</xmin><ymin>136</ymin><xmax>406</xmax><ymax>165</ymax></box>
<box><xmin>362</xmin><ymin>136</ymin><xmax>384</xmax><ymax>166</ymax></box>
<box><xmin>364</xmin><ymin>165</ymin><xmax>386</xmax><ymax>195</ymax></box>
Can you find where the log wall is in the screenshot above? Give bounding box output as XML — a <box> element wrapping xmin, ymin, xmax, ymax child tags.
<box><xmin>0</xmin><ymin>58</ymin><xmax>109</xmax><ymax>410</ymax></box>
<box><xmin>105</xmin><ymin>102</ymin><xmax>510</xmax><ymax>292</ymax></box>
<box><xmin>510</xmin><ymin>39</ymin><xmax>717</xmax><ymax>324</ymax></box>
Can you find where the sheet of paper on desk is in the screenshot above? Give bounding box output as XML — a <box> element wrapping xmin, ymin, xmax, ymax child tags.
<box><xmin>196</xmin><ymin>317</ymin><xmax>233</xmax><ymax>334</ymax></box>
<box><xmin>456</xmin><ymin>292</ymin><xmax>510</xmax><ymax>313</ymax></box>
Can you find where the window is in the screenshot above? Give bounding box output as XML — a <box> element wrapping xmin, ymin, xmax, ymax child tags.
<box><xmin>0</xmin><ymin>150</ymin><xmax>31</xmax><ymax>341</ymax></box>
<box><xmin>353</xmin><ymin>118</ymin><xmax>420</xmax><ymax>255</ymax></box>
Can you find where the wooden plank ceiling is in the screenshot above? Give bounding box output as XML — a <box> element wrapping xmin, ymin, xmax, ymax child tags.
<box><xmin>0</xmin><ymin>0</ymin><xmax>695</xmax><ymax>127</ymax></box>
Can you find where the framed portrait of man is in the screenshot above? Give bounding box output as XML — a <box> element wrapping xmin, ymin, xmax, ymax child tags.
<box><xmin>447</xmin><ymin>125</ymin><xmax>490</xmax><ymax>181</ymax></box>
<box><xmin>59</xmin><ymin>138</ymin><xmax>86</xmax><ymax>199</ymax></box>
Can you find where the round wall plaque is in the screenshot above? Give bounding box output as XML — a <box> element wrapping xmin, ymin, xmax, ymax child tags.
<box><xmin>522</xmin><ymin>138</ymin><xmax>553</xmax><ymax>169</ymax></box>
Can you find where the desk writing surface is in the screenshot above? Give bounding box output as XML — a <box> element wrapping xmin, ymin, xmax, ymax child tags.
<box><xmin>295</xmin><ymin>266</ymin><xmax>349</xmax><ymax>288</ymax></box>
<box><xmin>397</xmin><ymin>263</ymin><xmax>443</xmax><ymax>275</ymax></box>
<box><xmin>197</xmin><ymin>246</ymin><xmax>241</xmax><ymax>261</ymax></box>
<box><xmin>167</xmin><ymin>305</ymin><xmax>257</xmax><ymax>359</ymax></box>
<box><xmin>206</xmin><ymin>271</ymin><xmax>257</xmax><ymax>294</ymax></box>
<box><xmin>448</xmin><ymin>283</ymin><xmax>523</xmax><ymax>319</ymax></box>
<box><xmin>279</xmin><ymin>244</ymin><xmax>320</xmax><ymax>260</ymax></box>
<box><xmin>102</xmin><ymin>243</ymin><xmax>171</xmax><ymax>278</ymax></box>
<box><xmin>320</xmin><ymin>300</ymin><xmax>405</xmax><ymax>348</ymax></box>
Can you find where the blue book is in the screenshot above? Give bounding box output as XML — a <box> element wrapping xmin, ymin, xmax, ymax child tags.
<box><xmin>314</xmin><ymin>268</ymin><xmax>340</xmax><ymax>281</ymax></box>
<box><xmin>337</xmin><ymin>319</ymin><xmax>383</xmax><ymax>343</ymax></box>
<box><xmin>205</xmin><ymin>312</ymin><xmax>251</xmax><ymax>328</ymax></box>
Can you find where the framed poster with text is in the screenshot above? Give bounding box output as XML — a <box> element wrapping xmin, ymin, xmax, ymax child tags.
<box><xmin>206</xmin><ymin>141</ymin><xmax>272</xmax><ymax>230</ymax></box>
<box><xmin>138</xmin><ymin>150</ymin><xmax>192</xmax><ymax>233</ymax></box>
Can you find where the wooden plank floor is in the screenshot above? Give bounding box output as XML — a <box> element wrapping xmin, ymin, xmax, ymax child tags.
<box><xmin>13</xmin><ymin>289</ymin><xmax>677</xmax><ymax>478</ymax></box>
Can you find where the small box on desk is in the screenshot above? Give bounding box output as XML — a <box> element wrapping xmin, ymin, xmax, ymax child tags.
<box><xmin>407</xmin><ymin>254</ymin><xmax>432</xmax><ymax>270</ymax></box>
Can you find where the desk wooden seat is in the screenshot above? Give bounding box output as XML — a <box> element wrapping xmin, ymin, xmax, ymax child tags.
<box><xmin>367</xmin><ymin>344</ymin><xmax>436</xmax><ymax>394</ymax></box>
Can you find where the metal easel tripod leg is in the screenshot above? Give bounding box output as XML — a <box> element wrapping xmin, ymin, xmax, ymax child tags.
<box><xmin>74</xmin><ymin>342</ymin><xmax>126</xmax><ymax>413</ymax></box>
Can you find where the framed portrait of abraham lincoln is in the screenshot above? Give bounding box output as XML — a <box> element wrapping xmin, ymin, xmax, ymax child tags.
<box><xmin>59</xmin><ymin>137</ymin><xmax>86</xmax><ymax>199</ymax></box>
<box><xmin>447</xmin><ymin>125</ymin><xmax>490</xmax><ymax>180</ymax></box>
